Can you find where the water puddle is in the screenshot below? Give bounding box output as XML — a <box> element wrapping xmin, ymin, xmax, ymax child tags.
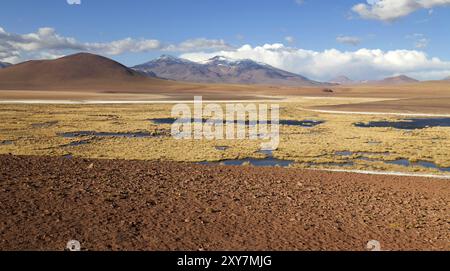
<box><xmin>335</xmin><ymin>151</ymin><xmax>353</xmax><ymax>156</ymax></box>
<box><xmin>215</xmin><ymin>146</ymin><xmax>230</xmax><ymax>151</ymax></box>
<box><xmin>386</xmin><ymin>159</ymin><xmax>450</xmax><ymax>172</ymax></box>
<box><xmin>366</xmin><ymin>141</ymin><xmax>382</xmax><ymax>145</ymax></box>
<box><xmin>335</xmin><ymin>150</ymin><xmax>450</xmax><ymax>172</ymax></box>
<box><xmin>199</xmin><ymin>157</ymin><xmax>294</xmax><ymax>167</ymax></box>
<box><xmin>0</xmin><ymin>140</ymin><xmax>13</xmax><ymax>145</ymax></box>
<box><xmin>32</xmin><ymin>121</ymin><xmax>58</xmax><ymax>128</ymax></box>
<box><xmin>355</xmin><ymin>118</ymin><xmax>450</xmax><ymax>130</ymax></box>
<box><xmin>58</xmin><ymin>131</ymin><xmax>154</xmax><ymax>138</ymax></box>
<box><xmin>61</xmin><ymin>140</ymin><xmax>91</xmax><ymax>147</ymax></box>
<box><xmin>280</xmin><ymin>120</ymin><xmax>324</xmax><ymax>127</ymax></box>
<box><xmin>150</xmin><ymin>118</ymin><xmax>324</xmax><ymax>127</ymax></box>
<box><xmin>199</xmin><ymin>149</ymin><xmax>294</xmax><ymax>167</ymax></box>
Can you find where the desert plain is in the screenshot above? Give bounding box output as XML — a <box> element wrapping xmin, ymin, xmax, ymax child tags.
<box><xmin>0</xmin><ymin>80</ymin><xmax>449</xmax><ymax>251</ymax></box>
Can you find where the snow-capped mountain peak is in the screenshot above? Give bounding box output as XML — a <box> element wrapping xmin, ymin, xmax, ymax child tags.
<box><xmin>132</xmin><ymin>55</ymin><xmax>330</xmax><ymax>86</ymax></box>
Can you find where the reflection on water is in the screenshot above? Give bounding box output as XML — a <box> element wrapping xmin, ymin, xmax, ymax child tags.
<box><xmin>199</xmin><ymin>148</ymin><xmax>294</xmax><ymax>167</ymax></box>
<box><xmin>198</xmin><ymin>157</ymin><xmax>294</xmax><ymax>167</ymax></box>
<box><xmin>386</xmin><ymin>159</ymin><xmax>450</xmax><ymax>172</ymax></box>
<box><xmin>335</xmin><ymin>150</ymin><xmax>450</xmax><ymax>172</ymax></box>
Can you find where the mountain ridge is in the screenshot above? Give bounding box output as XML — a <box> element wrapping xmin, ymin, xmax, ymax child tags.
<box><xmin>373</xmin><ymin>75</ymin><xmax>419</xmax><ymax>85</ymax></box>
<box><xmin>133</xmin><ymin>55</ymin><xmax>330</xmax><ymax>86</ymax></box>
<box><xmin>329</xmin><ymin>75</ymin><xmax>354</xmax><ymax>85</ymax></box>
<box><xmin>0</xmin><ymin>53</ymin><xmax>172</xmax><ymax>90</ymax></box>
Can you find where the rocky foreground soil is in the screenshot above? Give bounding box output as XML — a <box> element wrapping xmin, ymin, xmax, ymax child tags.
<box><xmin>0</xmin><ymin>155</ymin><xmax>448</xmax><ymax>251</ymax></box>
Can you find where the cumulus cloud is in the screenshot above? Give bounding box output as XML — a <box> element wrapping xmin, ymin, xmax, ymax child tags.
<box><xmin>352</xmin><ymin>0</ymin><xmax>450</xmax><ymax>21</ymax></box>
<box><xmin>180</xmin><ymin>43</ymin><xmax>450</xmax><ymax>81</ymax></box>
<box><xmin>85</xmin><ymin>38</ymin><xmax>162</xmax><ymax>55</ymax></box>
<box><xmin>0</xmin><ymin>26</ymin><xmax>232</xmax><ymax>63</ymax></box>
<box><xmin>336</xmin><ymin>35</ymin><xmax>361</xmax><ymax>46</ymax></box>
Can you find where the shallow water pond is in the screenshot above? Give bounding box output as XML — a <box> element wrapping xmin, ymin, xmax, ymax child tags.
<box><xmin>150</xmin><ymin>118</ymin><xmax>324</xmax><ymax>127</ymax></box>
<box><xmin>335</xmin><ymin>150</ymin><xmax>450</xmax><ymax>172</ymax></box>
<box><xmin>355</xmin><ymin>118</ymin><xmax>450</xmax><ymax>130</ymax></box>
<box><xmin>199</xmin><ymin>149</ymin><xmax>294</xmax><ymax>167</ymax></box>
<box><xmin>199</xmin><ymin>157</ymin><xmax>294</xmax><ymax>167</ymax></box>
<box><xmin>386</xmin><ymin>159</ymin><xmax>450</xmax><ymax>172</ymax></box>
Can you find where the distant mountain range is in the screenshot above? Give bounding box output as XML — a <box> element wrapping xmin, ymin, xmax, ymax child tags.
<box><xmin>133</xmin><ymin>55</ymin><xmax>330</xmax><ymax>86</ymax></box>
<box><xmin>444</xmin><ymin>76</ymin><xmax>450</xmax><ymax>81</ymax></box>
<box><xmin>329</xmin><ymin>75</ymin><xmax>354</xmax><ymax>85</ymax></box>
<box><xmin>0</xmin><ymin>53</ymin><xmax>445</xmax><ymax>91</ymax></box>
<box><xmin>329</xmin><ymin>74</ymin><xmax>420</xmax><ymax>85</ymax></box>
<box><xmin>0</xmin><ymin>62</ymin><xmax>11</xmax><ymax>69</ymax></box>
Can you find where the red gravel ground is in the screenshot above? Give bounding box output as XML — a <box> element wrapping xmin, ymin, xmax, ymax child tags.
<box><xmin>0</xmin><ymin>155</ymin><xmax>448</xmax><ymax>251</ymax></box>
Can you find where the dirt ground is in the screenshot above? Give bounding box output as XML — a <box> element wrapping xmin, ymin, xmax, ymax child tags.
<box><xmin>0</xmin><ymin>155</ymin><xmax>448</xmax><ymax>251</ymax></box>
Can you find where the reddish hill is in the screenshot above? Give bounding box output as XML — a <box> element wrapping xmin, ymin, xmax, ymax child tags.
<box><xmin>375</xmin><ymin>75</ymin><xmax>419</xmax><ymax>85</ymax></box>
<box><xmin>0</xmin><ymin>53</ymin><xmax>173</xmax><ymax>91</ymax></box>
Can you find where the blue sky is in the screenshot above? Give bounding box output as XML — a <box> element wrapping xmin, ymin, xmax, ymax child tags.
<box><xmin>1</xmin><ymin>0</ymin><xmax>450</xmax><ymax>80</ymax></box>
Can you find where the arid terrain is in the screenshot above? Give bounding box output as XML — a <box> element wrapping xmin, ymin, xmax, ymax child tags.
<box><xmin>0</xmin><ymin>155</ymin><xmax>448</xmax><ymax>251</ymax></box>
<box><xmin>0</xmin><ymin>94</ymin><xmax>449</xmax><ymax>251</ymax></box>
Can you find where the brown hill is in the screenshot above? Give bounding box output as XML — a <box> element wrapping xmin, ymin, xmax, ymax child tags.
<box><xmin>0</xmin><ymin>53</ymin><xmax>174</xmax><ymax>91</ymax></box>
<box><xmin>373</xmin><ymin>75</ymin><xmax>419</xmax><ymax>85</ymax></box>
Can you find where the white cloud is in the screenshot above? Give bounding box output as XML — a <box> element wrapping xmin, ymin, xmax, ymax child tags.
<box><xmin>0</xmin><ymin>26</ymin><xmax>232</xmax><ymax>63</ymax></box>
<box><xmin>67</xmin><ymin>0</ymin><xmax>81</xmax><ymax>5</ymax></box>
<box><xmin>352</xmin><ymin>0</ymin><xmax>450</xmax><ymax>21</ymax></box>
<box><xmin>294</xmin><ymin>0</ymin><xmax>305</xmax><ymax>5</ymax></box>
<box><xmin>2</xmin><ymin>26</ymin><xmax>450</xmax><ymax>81</ymax></box>
<box><xmin>414</xmin><ymin>38</ymin><xmax>429</xmax><ymax>48</ymax></box>
<box><xmin>406</xmin><ymin>33</ymin><xmax>430</xmax><ymax>49</ymax></box>
<box><xmin>284</xmin><ymin>36</ymin><xmax>295</xmax><ymax>44</ymax></box>
<box><xmin>85</xmin><ymin>38</ymin><xmax>162</xmax><ymax>55</ymax></box>
<box><xmin>336</xmin><ymin>35</ymin><xmax>361</xmax><ymax>46</ymax></box>
<box><xmin>180</xmin><ymin>43</ymin><xmax>450</xmax><ymax>81</ymax></box>
<box><xmin>164</xmin><ymin>38</ymin><xmax>233</xmax><ymax>52</ymax></box>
